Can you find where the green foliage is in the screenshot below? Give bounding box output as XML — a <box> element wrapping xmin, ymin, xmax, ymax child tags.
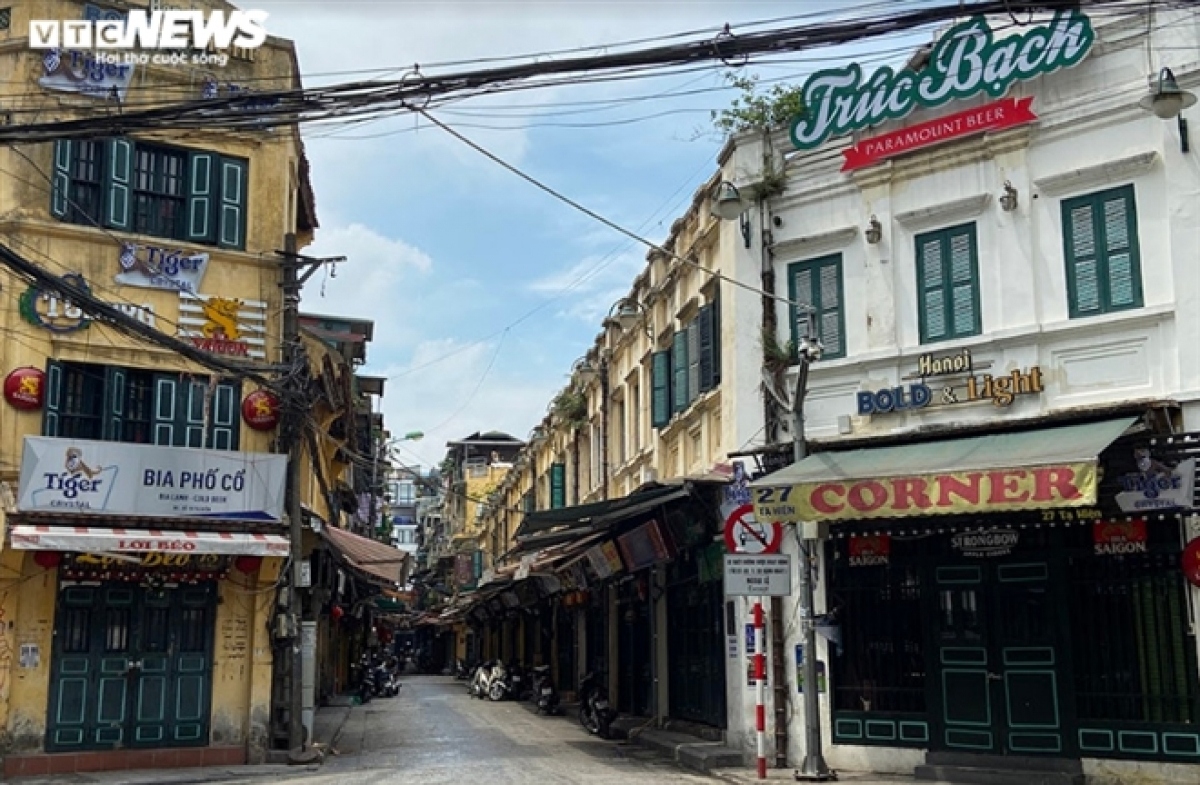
<box><xmin>761</xmin><ymin>327</ymin><xmax>796</xmax><ymax>373</ymax></box>
<box><xmin>711</xmin><ymin>72</ymin><xmax>805</xmax><ymax>137</ymax></box>
<box><xmin>552</xmin><ymin>388</ymin><xmax>589</xmax><ymax>429</ymax></box>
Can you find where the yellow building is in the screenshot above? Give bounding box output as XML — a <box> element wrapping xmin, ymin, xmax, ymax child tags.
<box><xmin>0</xmin><ymin>0</ymin><xmax>316</xmax><ymax>775</ymax></box>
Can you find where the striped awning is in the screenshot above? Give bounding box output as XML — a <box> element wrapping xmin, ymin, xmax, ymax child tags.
<box><xmin>8</xmin><ymin>525</ymin><xmax>289</xmax><ymax>556</ymax></box>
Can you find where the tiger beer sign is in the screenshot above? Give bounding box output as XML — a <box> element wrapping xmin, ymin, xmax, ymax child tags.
<box><xmin>754</xmin><ymin>463</ymin><xmax>1097</xmax><ymax>523</ymax></box>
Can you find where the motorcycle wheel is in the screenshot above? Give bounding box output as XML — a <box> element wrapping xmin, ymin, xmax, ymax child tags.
<box><xmin>580</xmin><ymin>706</ymin><xmax>601</xmax><ymax>735</ymax></box>
<box><xmin>488</xmin><ymin>682</ymin><xmax>506</xmax><ymax>701</ymax></box>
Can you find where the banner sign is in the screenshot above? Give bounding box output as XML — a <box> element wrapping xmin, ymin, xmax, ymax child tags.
<box><xmin>842</xmin><ymin>96</ymin><xmax>1037</xmax><ymax>171</ymax></box>
<box><xmin>790</xmin><ymin>10</ymin><xmax>1094</xmax><ymax>152</ymax></box>
<box><xmin>39</xmin><ymin>48</ymin><xmax>135</xmax><ymax>101</ymax></box>
<box><xmin>1116</xmin><ymin>453</ymin><xmax>1195</xmax><ymax>513</ymax></box>
<box><xmin>724</xmin><ymin>553</ymin><xmax>792</xmax><ymax>597</ymax></box>
<box><xmin>754</xmin><ymin>463</ymin><xmax>1097</xmax><ymax>523</ymax></box>
<box><xmin>849</xmin><ymin>534</ymin><xmax>890</xmax><ymax>566</ymax></box>
<box><xmin>61</xmin><ymin>552</ymin><xmax>231</xmax><ymax>582</ymax></box>
<box><xmin>1093</xmin><ymin>519</ymin><xmax>1148</xmax><ymax>556</ymax></box>
<box><xmin>116</xmin><ymin>242</ymin><xmax>209</xmax><ymax>294</ymax></box>
<box><xmin>17</xmin><ymin>436</ymin><xmax>287</xmax><ymax>521</ymax></box>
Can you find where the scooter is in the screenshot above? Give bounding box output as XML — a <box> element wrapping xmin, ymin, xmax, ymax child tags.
<box><xmin>356</xmin><ymin>653</ymin><xmax>375</xmax><ymax>704</ymax></box>
<box><xmin>468</xmin><ymin>660</ymin><xmax>492</xmax><ymax>699</ymax></box>
<box><xmin>486</xmin><ymin>660</ymin><xmax>510</xmax><ymax>701</ymax></box>
<box><xmin>373</xmin><ymin>657</ymin><xmax>400</xmax><ymax>698</ymax></box>
<box><xmin>578</xmin><ymin>671</ymin><xmax>616</xmax><ymax>738</ymax></box>
<box><xmin>530</xmin><ymin>664</ymin><xmax>560</xmax><ymax>715</ymax></box>
<box><xmin>455</xmin><ymin>659</ymin><xmax>473</xmax><ymax>680</ymax></box>
<box><xmin>507</xmin><ymin>661</ymin><xmax>530</xmax><ymax>701</ymax></box>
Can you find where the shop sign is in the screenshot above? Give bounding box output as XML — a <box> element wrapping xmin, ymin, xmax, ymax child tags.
<box><xmin>241</xmin><ymin>390</ymin><xmax>281</xmax><ymax>430</ymax></box>
<box><xmin>16</xmin><ymin>436</ymin><xmax>287</xmax><ymax>520</ymax></box>
<box><xmin>1093</xmin><ymin>519</ymin><xmax>1148</xmax><ymax>556</ymax></box>
<box><xmin>754</xmin><ymin>462</ymin><xmax>1097</xmax><ymax>523</ymax></box>
<box><xmin>857</xmin><ymin>348</ymin><xmax>1043</xmax><ymax>416</ymax></box>
<box><xmin>789</xmin><ymin>9</ymin><xmax>1094</xmax><ymax>151</ymax></box>
<box><xmin>19</xmin><ymin>274</ymin><xmax>155</xmax><ymax>333</ymax></box>
<box><xmin>38</xmin><ymin>47</ymin><xmax>135</xmax><ymax>101</ymax></box>
<box><xmin>842</xmin><ymin>96</ymin><xmax>1037</xmax><ymax>171</ymax></box>
<box><xmin>951</xmin><ymin>527</ymin><xmax>1018</xmax><ymax>558</ymax></box>
<box><xmin>4</xmin><ymin>367</ymin><xmax>46</xmax><ymax>410</ymax></box>
<box><xmin>179</xmin><ymin>292</ymin><xmax>267</xmax><ymax>359</ymax></box>
<box><xmin>585</xmin><ymin>541</ymin><xmax>624</xmax><ymax>579</ymax></box>
<box><xmin>724</xmin><ymin>553</ymin><xmax>792</xmax><ymax>597</ymax></box>
<box><xmin>848</xmin><ymin>534</ymin><xmax>890</xmax><ymax>567</ymax></box>
<box><xmin>117</xmin><ymin>242</ymin><xmax>209</xmax><ymax>293</ymax></box>
<box><xmin>617</xmin><ymin>520</ymin><xmax>672</xmax><ymax>572</ymax></box>
<box><xmin>61</xmin><ymin>552</ymin><xmax>230</xmax><ymax>582</ymax></box>
<box><xmin>1183</xmin><ymin>539</ymin><xmax>1200</xmax><ymax>588</ymax></box>
<box><xmin>1116</xmin><ymin>451</ymin><xmax>1195</xmax><ymax>513</ymax></box>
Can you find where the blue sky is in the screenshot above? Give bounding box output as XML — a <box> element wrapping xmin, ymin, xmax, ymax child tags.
<box><xmin>257</xmin><ymin>1</ymin><xmax>933</xmax><ymax>469</ymax></box>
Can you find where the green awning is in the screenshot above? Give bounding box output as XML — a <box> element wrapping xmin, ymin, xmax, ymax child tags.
<box><xmin>749</xmin><ymin>417</ymin><xmax>1136</xmax><ymax>523</ymax></box>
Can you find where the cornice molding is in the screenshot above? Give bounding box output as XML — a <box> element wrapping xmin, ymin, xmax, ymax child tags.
<box><xmin>1032</xmin><ymin>151</ymin><xmax>1159</xmax><ymax>197</ymax></box>
<box><xmin>894</xmin><ymin>193</ymin><xmax>991</xmax><ymax>232</ymax></box>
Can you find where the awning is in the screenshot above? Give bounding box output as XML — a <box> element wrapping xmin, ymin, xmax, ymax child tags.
<box><xmin>8</xmin><ymin>525</ymin><xmax>290</xmax><ymax>555</ymax></box>
<box><xmin>750</xmin><ymin>417</ymin><xmax>1137</xmax><ymax>523</ymax></box>
<box><xmin>322</xmin><ymin>525</ymin><xmax>411</xmax><ymax>587</ymax></box>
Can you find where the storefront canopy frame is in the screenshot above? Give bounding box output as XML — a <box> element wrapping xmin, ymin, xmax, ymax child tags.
<box><xmin>8</xmin><ymin>525</ymin><xmax>290</xmax><ymax>556</ymax></box>
<box><xmin>749</xmin><ymin>417</ymin><xmax>1138</xmax><ymax>522</ymax></box>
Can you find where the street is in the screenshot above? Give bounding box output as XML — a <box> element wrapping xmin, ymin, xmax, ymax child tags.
<box><xmin>278</xmin><ymin>675</ymin><xmax>718</xmax><ymax>785</ymax></box>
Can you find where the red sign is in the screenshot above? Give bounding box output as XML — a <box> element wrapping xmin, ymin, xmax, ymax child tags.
<box><xmin>241</xmin><ymin>390</ymin><xmax>281</xmax><ymax>431</ymax></box>
<box><xmin>723</xmin><ymin>503</ymin><xmax>783</xmax><ymax>555</ymax></box>
<box><xmin>849</xmin><ymin>535</ymin><xmax>890</xmax><ymax>567</ymax></box>
<box><xmin>191</xmin><ymin>336</ymin><xmax>250</xmax><ymax>356</ymax></box>
<box><xmin>1093</xmin><ymin>519</ymin><xmax>1148</xmax><ymax>556</ymax></box>
<box><xmin>841</xmin><ymin>97</ymin><xmax>1037</xmax><ymax>172</ymax></box>
<box><xmin>4</xmin><ymin>367</ymin><xmax>45</xmax><ymax>410</ymax></box>
<box><xmin>1184</xmin><ymin>539</ymin><xmax>1200</xmax><ymax>588</ymax></box>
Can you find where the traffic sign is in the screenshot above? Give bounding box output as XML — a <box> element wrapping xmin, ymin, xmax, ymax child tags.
<box><xmin>724</xmin><ymin>554</ymin><xmax>792</xmax><ymax>596</ymax></box>
<box><xmin>723</xmin><ymin>503</ymin><xmax>783</xmax><ymax>554</ymax></box>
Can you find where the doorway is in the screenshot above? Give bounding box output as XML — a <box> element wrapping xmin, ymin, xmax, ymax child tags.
<box><xmin>934</xmin><ymin>560</ymin><xmax>1066</xmax><ymax>755</ymax></box>
<box><xmin>46</xmin><ymin>582</ymin><xmax>217</xmax><ymax>751</ymax></box>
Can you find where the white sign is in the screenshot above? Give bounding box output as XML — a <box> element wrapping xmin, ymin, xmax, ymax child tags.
<box><xmin>1117</xmin><ymin>456</ymin><xmax>1195</xmax><ymax>513</ymax></box>
<box><xmin>117</xmin><ymin>242</ymin><xmax>209</xmax><ymax>294</ymax></box>
<box><xmin>39</xmin><ymin>48</ymin><xmax>135</xmax><ymax>101</ymax></box>
<box><xmin>724</xmin><ymin>554</ymin><xmax>792</xmax><ymax>597</ymax></box>
<box><xmin>29</xmin><ymin>10</ymin><xmax>269</xmax><ymax>51</ymax></box>
<box><xmin>17</xmin><ymin>436</ymin><xmax>287</xmax><ymax>521</ymax></box>
<box><xmin>9</xmin><ymin>525</ymin><xmax>289</xmax><ymax>556</ymax></box>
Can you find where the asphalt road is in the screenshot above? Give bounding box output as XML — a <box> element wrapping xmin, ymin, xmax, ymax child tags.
<box><xmin>270</xmin><ymin>674</ymin><xmax>718</xmax><ymax>785</ymax></box>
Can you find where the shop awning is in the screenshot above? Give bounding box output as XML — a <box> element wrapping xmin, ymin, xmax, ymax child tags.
<box><xmin>750</xmin><ymin>417</ymin><xmax>1137</xmax><ymax>523</ymax></box>
<box><xmin>321</xmin><ymin>525</ymin><xmax>410</xmax><ymax>587</ymax></box>
<box><xmin>8</xmin><ymin>525</ymin><xmax>290</xmax><ymax>555</ymax></box>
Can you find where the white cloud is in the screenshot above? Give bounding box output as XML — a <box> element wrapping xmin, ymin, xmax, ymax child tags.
<box><xmin>527</xmin><ymin>248</ymin><xmax>645</xmax><ymax>323</ymax></box>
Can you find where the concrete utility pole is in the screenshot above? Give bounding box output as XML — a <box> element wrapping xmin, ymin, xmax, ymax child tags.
<box><xmin>792</xmin><ymin>311</ymin><xmax>834</xmax><ymax>782</ymax></box>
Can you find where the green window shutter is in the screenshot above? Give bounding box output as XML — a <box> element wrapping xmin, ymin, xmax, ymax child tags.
<box><xmin>788</xmin><ymin>255</ymin><xmax>845</xmax><ymax>360</ymax></box>
<box><xmin>103</xmin><ymin>138</ymin><xmax>133</xmax><ymax>230</ymax></box>
<box><xmin>671</xmin><ymin>330</ymin><xmax>688</xmax><ymax>413</ymax></box>
<box><xmin>209</xmin><ymin>380</ymin><xmax>240</xmax><ymax>450</ymax></box>
<box><xmin>187</xmin><ymin>152</ymin><xmax>217</xmax><ymax>244</ymax></box>
<box><xmin>650</xmin><ymin>350</ymin><xmax>671</xmax><ymax>428</ymax></box>
<box><xmin>217</xmin><ymin>157</ymin><xmax>248</xmax><ymax>249</ymax></box>
<box><xmin>712</xmin><ymin>290</ymin><xmax>722</xmax><ymax>386</ymax></box>
<box><xmin>1063</xmin><ymin>186</ymin><xmax>1142</xmax><ymax>318</ymax></box>
<box><xmin>101</xmin><ymin>366</ymin><xmax>126</xmax><ymax>441</ymax></box>
<box><xmin>51</xmin><ymin>140</ymin><xmax>73</xmax><ymax>219</ymax></box>
<box><xmin>181</xmin><ymin>379</ymin><xmax>207</xmax><ymax>448</ymax></box>
<box><xmin>43</xmin><ymin>359</ymin><xmax>64</xmax><ymax>436</ymax></box>
<box><xmin>550</xmin><ymin>463</ymin><xmax>566</xmax><ymax>509</ymax></box>
<box><xmin>916</xmin><ymin>224</ymin><xmax>979</xmax><ymax>343</ymax></box>
<box><xmin>686</xmin><ymin>320</ymin><xmax>700</xmax><ymax>404</ymax></box>
<box><xmin>153</xmin><ymin>375</ymin><xmax>179</xmax><ymax>445</ymax></box>
<box><xmin>698</xmin><ymin>303</ymin><xmax>715</xmax><ymax>393</ymax></box>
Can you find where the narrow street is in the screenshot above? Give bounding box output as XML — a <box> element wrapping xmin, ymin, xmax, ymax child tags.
<box><xmin>291</xmin><ymin>675</ymin><xmax>719</xmax><ymax>785</ymax></box>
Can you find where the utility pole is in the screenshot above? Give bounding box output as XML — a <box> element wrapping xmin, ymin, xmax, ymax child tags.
<box><xmin>277</xmin><ymin>238</ymin><xmax>344</xmax><ymax>757</ymax></box>
<box><xmin>792</xmin><ymin>311</ymin><xmax>834</xmax><ymax>782</ymax></box>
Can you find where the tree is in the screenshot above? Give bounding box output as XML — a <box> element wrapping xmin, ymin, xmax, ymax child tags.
<box><xmin>711</xmin><ymin>73</ymin><xmax>805</xmax><ymax>137</ymax></box>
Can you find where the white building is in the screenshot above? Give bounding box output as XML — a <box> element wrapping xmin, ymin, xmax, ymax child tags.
<box><xmin>719</xmin><ymin>6</ymin><xmax>1200</xmax><ymax>784</ymax></box>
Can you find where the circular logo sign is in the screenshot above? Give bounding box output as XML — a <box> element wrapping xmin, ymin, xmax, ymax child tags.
<box><xmin>4</xmin><ymin>367</ymin><xmax>46</xmax><ymax>410</ymax></box>
<box><xmin>723</xmin><ymin>503</ymin><xmax>783</xmax><ymax>554</ymax></box>
<box><xmin>18</xmin><ymin>274</ymin><xmax>92</xmax><ymax>333</ymax></box>
<box><xmin>241</xmin><ymin>390</ymin><xmax>281</xmax><ymax>431</ymax></box>
<box><xmin>1183</xmin><ymin>538</ymin><xmax>1200</xmax><ymax>589</ymax></box>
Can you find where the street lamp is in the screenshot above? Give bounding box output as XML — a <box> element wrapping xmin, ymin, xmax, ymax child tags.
<box><xmin>608</xmin><ymin>297</ymin><xmax>653</xmax><ymax>340</ymax></box>
<box><xmin>1139</xmin><ymin>67</ymin><xmax>1197</xmax><ymax>152</ymax></box>
<box><xmin>370</xmin><ymin>430</ymin><xmax>425</xmax><ymax>539</ymax></box>
<box><xmin>710</xmin><ymin>180</ymin><xmax>752</xmax><ymax>248</ymax></box>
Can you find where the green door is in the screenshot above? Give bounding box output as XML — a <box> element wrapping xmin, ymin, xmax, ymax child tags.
<box><xmin>935</xmin><ymin>561</ymin><xmax>1065</xmax><ymax>755</ymax></box>
<box><xmin>47</xmin><ymin>582</ymin><xmax>216</xmax><ymax>751</ymax></box>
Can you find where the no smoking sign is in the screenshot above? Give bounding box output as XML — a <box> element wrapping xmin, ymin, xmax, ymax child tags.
<box><xmin>723</xmin><ymin>504</ymin><xmax>783</xmax><ymax>555</ymax></box>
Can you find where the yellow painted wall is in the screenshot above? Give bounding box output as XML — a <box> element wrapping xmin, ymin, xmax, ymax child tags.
<box><xmin>1</xmin><ymin>553</ymin><xmax>57</xmax><ymax>754</ymax></box>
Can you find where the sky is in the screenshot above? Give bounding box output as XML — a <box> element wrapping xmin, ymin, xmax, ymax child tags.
<box><xmin>256</xmin><ymin>0</ymin><xmax>932</xmax><ymax>470</ymax></box>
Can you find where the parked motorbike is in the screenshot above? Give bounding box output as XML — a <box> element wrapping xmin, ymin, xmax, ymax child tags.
<box><xmin>530</xmin><ymin>664</ymin><xmax>560</xmax><ymax>715</ymax></box>
<box><xmin>372</xmin><ymin>657</ymin><xmax>401</xmax><ymax>698</ymax></box>
<box><xmin>469</xmin><ymin>660</ymin><xmax>495</xmax><ymax>699</ymax></box>
<box><xmin>507</xmin><ymin>661</ymin><xmax>530</xmax><ymax>701</ymax></box>
<box><xmin>356</xmin><ymin>653</ymin><xmax>375</xmax><ymax>704</ymax></box>
<box><xmin>455</xmin><ymin>659</ymin><xmax>473</xmax><ymax>680</ymax></box>
<box><xmin>486</xmin><ymin>660</ymin><xmax>510</xmax><ymax>701</ymax></box>
<box><xmin>578</xmin><ymin>671</ymin><xmax>616</xmax><ymax>738</ymax></box>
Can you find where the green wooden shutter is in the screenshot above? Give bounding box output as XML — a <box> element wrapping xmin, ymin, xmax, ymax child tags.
<box><xmin>698</xmin><ymin>304</ymin><xmax>715</xmax><ymax>393</ymax></box>
<box><xmin>917</xmin><ymin>235</ymin><xmax>947</xmax><ymax>342</ymax></box>
<box><xmin>43</xmin><ymin>359</ymin><xmax>64</xmax><ymax>436</ymax></box>
<box><xmin>209</xmin><ymin>380</ymin><xmax>240</xmax><ymax>450</ymax></box>
<box><xmin>948</xmin><ymin>227</ymin><xmax>980</xmax><ymax>336</ymax></box>
<box><xmin>651</xmin><ymin>350</ymin><xmax>671</xmax><ymax>428</ymax></box>
<box><xmin>153</xmin><ymin>375</ymin><xmax>179</xmax><ymax>445</ymax></box>
<box><xmin>1063</xmin><ymin>186</ymin><xmax>1142</xmax><ymax>318</ymax></box>
<box><xmin>711</xmin><ymin>290</ymin><xmax>722</xmax><ymax>386</ymax></box>
<box><xmin>104</xmin><ymin>138</ymin><xmax>133</xmax><ymax>230</ymax></box>
<box><xmin>187</xmin><ymin>152</ymin><xmax>216</xmax><ymax>244</ymax></box>
<box><xmin>550</xmin><ymin>463</ymin><xmax>566</xmax><ymax>509</ymax></box>
<box><xmin>217</xmin><ymin>157</ymin><xmax>248</xmax><ymax>249</ymax></box>
<box><xmin>672</xmin><ymin>330</ymin><xmax>689</xmax><ymax>413</ymax></box>
<box><xmin>917</xmin><ymin>225</ymin><xmax>978</xmax><ymax>343</ymax></box>
<box><xmin>51</xmin><ymin>140</ymin><xmax>73</xmax><ymax>219</ymax></box>
<box><xmin>1102</xmin><ymin>194</ymin><xmax>1137</xmax><ymax>308</ymax></box>
<box><xmin>181</xmin><ymin>379</ymin><xmax>208</xmax><ymax>448</ymax></box>
<box><xmin>101</xmin><ymin>366</ymin><xmax>126</xmax><ymax>441</ymax></box>
<box><xmin>789</xmin><ymin>255</ymin><xmax>845</xmax><ymax>360</ymax></box>
<box><xmin>686</xmin><ymin>320</ymin><xmax>700</xmax><ymax>404</ymax></box>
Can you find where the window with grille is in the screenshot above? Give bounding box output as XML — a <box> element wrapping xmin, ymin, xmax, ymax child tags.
<box><xmin>788</xmin><ymin>254</ymin><xmax>846</xmax><ymax>360</ymax></box>
<box><xmin>915</xmin><ymin>224</ymin><xmax>980</xmax><ymax>344</ymax></box>
<box><xmin>1062</xmin><ymin>184</ymin><xmax>1143</xmax><ymax>318</ymax></box>
<box><xmin>132</xmin><ymin>144</ymin><xmax>187</xmax><ymax>240</ymax></box>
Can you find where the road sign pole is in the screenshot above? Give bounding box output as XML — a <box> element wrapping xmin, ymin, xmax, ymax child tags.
<box><xmin>754</xmin><ymin>599</ymin><xmax>767</xmax><ymax>780</ymax></box>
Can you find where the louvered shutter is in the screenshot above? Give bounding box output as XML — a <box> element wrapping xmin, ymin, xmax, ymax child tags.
<box><xmin>711</xmin><ymin>291</ymin><xmax>722</xmax><ymax>386</ymax></box>
<box><xmin>43</xmin><ymin>359</ymin><xmax>64</xmax><ymax>437</ymax></box>
<box><xmin>51</xmin><ymin>140</ymin><xmax>72</xmax><ymax>219</ymax></box>
<box><xmin>918</xmin><ymin>234</ymin><xmax>947</xmax><ymax>341</ymax></box>
<box><xmin>818</xmin><ymin>262</ymin><xmax>843</xmax><ymax>357</ymax></box>
<box><xmin>687</xmin><ymin>321</ymin><xmax>700</xmax><ymax>404</ymax></box>
<box><xmin>1066</xmin><ymin>203</ymin><xmax>1101</xmax><ymax>315</ymax></box>
<box><xmin>672</xmin><ymin>330</ymin><xmax>688</xmax><ymax>413</ymax></box>
<box><xmin>187</xmin><ymin>152</ymin><xmax>217</xmax><ymax>243</ymax></box>
<box><xmin>948</xmin><ymin>229</ymin><xmax>978</xmax><ymax>336</ymax></box>
<box><xmin>101</xmin><ymin>366</ymin><xmax>126</xmax><ymax>441</ymax></box>
<box><xmin>792</xmin><ymin>263</ymin><xmax>814</xmax><ymax>353</ymax></box>
<box><xmin>651</xmin><ymin>350</ymin><xmax>671</xmax><ymax>428</ymax></box>
<box><xmin>103</xmin><ymin>138</ymin><xmax>133</xmax><ymax>230</ymax></box>
<box><xmin>550</xmin><ymin>463</ymin><xmax>566</xmax><ymax>509</ymax></box>
<box><xmin>698</xmin><ymin>304</ymin><xmax>715</xmax><ymax>393</ymax></box>
<box><xmin>1102</xmin><ymin>193</ymin><xmax>1138</xmax><ymax>308</ymax></box>
<box><xmin>218</xmin><ymin>157</ymin><xmax>249</xmax><ymax>249</ymax></box>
